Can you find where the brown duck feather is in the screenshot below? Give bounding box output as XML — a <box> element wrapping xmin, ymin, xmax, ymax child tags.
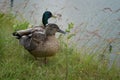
<box><xmin>13</xmin><ymin>24</ymin><xmax>65</xmax><ymax>59</ymax></box>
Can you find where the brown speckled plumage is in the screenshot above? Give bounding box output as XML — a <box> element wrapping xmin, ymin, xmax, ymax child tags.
<box><xmin>30</xmin><ymin>36</ymin><xmax>59</xmax><ymax>58</ymax></box>
<box><xmin>13</xmin><ymin>24</ymin><xmax>65</xmax><ymax>61</ymax></box>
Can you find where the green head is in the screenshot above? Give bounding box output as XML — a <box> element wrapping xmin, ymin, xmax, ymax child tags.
<box><xmin>42</xmin><ymin>11</ymin><xmax>54</xmax><ymax>26</ymax></box>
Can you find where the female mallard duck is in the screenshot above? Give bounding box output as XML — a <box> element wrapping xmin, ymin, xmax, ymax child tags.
<box><xmin>13</xmin><ymin>23</ymin><xmax>65</xmax><ymax>63</ymax></box>
<box><xmin>29</xmin><ymin>24</ymin><xmax>65</xmax><ymax>57</ymax></box>
<box><xmin>13</xmin><ymin>11</ymin><xmax>64</xmax><ymax>63</ymax></box>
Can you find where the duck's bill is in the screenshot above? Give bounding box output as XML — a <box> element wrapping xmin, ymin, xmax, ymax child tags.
<box><xmin>58</xmin><ymin>29</ymin><xmax>66</xmax><ymax>34</ymax></box>
<box><xmin>52</xmin><ymin>15</ymin><xmax>57</xmax><ymax>18</ymax></box>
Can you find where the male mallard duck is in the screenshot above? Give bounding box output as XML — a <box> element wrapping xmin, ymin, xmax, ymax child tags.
<box><xmin>13</xmin><ymin>23</ymin><xmax>65</xmax><ymax>63</ymax></box>
<box><xmin>42</xmin><ymin>11</ymin><xmax>56</xmax><ymax>27</ymax></box>
<box><xmin>13</xmin><ymin>11</ymin><xmax>56</xmax><ymax>39</ymax></box>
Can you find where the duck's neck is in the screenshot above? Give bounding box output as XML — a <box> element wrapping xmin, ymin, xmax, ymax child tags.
<box><xmin>42</xmin><ymin>17</ymin><xmax>48</xmax><ymax>26</ymax></box>
<box><xmin>45</xmin><ymin>30</ymin><xmax>55</xmax><ymax>36</ymax></box>
<box><xmin>46</xmin><ymin>35</ymin><xmax>56</xmax><ymax>41</ymax></box>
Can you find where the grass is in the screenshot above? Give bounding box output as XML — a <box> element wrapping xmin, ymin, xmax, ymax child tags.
<box><xmin>0</xmin><ymin>12</ymin><xmax>120</xmax><ymax>80</ymax></box>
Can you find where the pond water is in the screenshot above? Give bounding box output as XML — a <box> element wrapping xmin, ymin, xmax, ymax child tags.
<box><xmin>0</xmin><ymin>0</ymin><xmax>120</xmax><ymax>66</ymax></box>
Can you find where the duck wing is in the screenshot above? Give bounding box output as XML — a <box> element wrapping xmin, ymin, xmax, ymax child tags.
<box><xmin>12</xmin><ymin>26</ymin><xmax>45</xmax><ymax>51</ymax></box>
<box><xmin>13</xmin><ymin>26</ymin><xmax>44</xmax><ymax>39</ymax></box>
<box><xmin>19</xmin><ymin>28</ymin><xmax>46</xmax><ymax>51</ymax></box>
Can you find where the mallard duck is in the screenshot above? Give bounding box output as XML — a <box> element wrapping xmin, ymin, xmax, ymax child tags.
<box><xmin>29</xmin><ymin>24</ymin><xmax>65</xmax><ymax>57</ymax></box>
<box><xmin>13</xmin><ymin>23</ymin><xmax>65</xmax><ymax>63</ymax></box>
<box><xmin>13</xmin><ymin>11</ymin><xmax>56</xmax><ymax>39</ymax></box>
<box><xmin>42</xmin><ymin>11</ymin><xmax>56</xmax><ymax>27</ymax></box>
<box><xmin>13</xmin><ymin>11</ymin><xmax>65</xmax><ymax>63</ymax></box>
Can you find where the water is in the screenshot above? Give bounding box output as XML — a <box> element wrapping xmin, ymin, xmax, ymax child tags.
<box><xmin>0</xmin><ymin>0</ymin><xmax>120</xmax><ymax>66</ymax></box>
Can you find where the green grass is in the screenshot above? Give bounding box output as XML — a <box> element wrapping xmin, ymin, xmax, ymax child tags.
<box><xmin>0</xmin><ymin>13</ymin><xmax>120</xmax><ymax>80</ymax></box>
